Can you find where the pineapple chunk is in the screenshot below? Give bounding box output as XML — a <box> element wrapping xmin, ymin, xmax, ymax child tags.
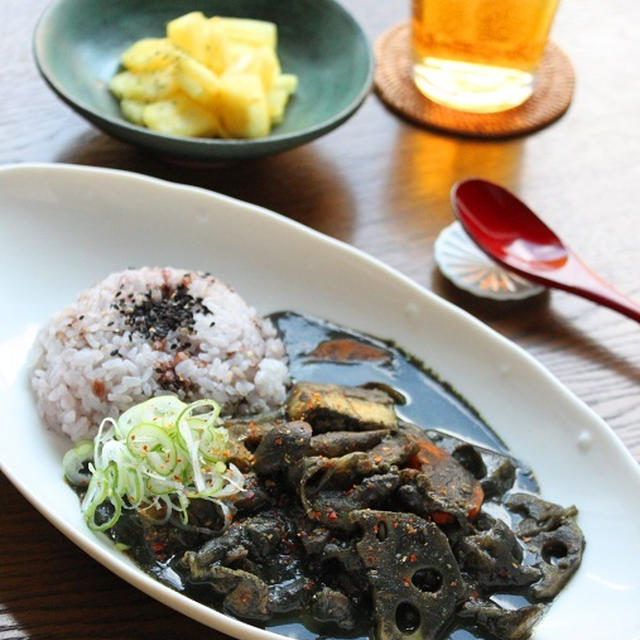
<box><xmin>215</xmin><ymin>17</ymin><xmax>277</xmax><ymax>49</ymax></box>
<box><xmin>224</xmin><ymin>43</ymin><xmax>254</xmax><ymax>75</ymax></box>
<box><xmin>176</xmin><ymin>56</ymin><xmax>219</xmax><ymax>106</ymax></box>
<box><xmin>202</xmin><ymin>18</ymin><xmax>231</xmax><ymax>74</ymax></box>
<box><xmin>142</xmin><ymin>94</ymin><xmax>220</xmax><ymax>137</ymax></box>
<box><xmin>275</xmin><ymin>73</ymin><xmax>298</xmax><ymax>94</ymax></box>
<box><xmin>121</xmin><ymin>38</ymin><xmax>180</xmax><ymax>72</ymax></box>
<box><xmin>167</xmin><ymin>11</ymin><xmax>207</xmax><ymax>56</ymax></box>
<box><xmin>120</xmin><ymin>98</ymin><xmax>147</xmax><ymax>125</ymax></box>
<box><xmin>217</xmin><ymin>73</ymin><xmax>270</xmax><ymax>138</ymax></box>
<box><xmin>109</xmin><ymin>68</ymin><xmax>179</xmax><ymax>102</ymax></box>
<box><xmin>167</xmin><ymin>11</ymin><xmax>228</xmax><ymax>74</ymax></box>
<box><xmin>267</xmin><ymin>87</ymin><xmax>288</xmax><ymax>124</ymax></box>
<box><xmin>267</xmin><ymin>74</ymin><xmax>298</xmax><ymax>124</ymax></box>
<box><xmin>226</xmin><ymin>44</ymin><xmax>280</xmax><ymax>90</ymax></box>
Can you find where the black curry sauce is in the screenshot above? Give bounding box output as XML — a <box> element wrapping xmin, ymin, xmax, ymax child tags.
<box><xmin>84</xmin><ymin>312</ymin><xmax>583</xmax><ymax>640</ymax></box>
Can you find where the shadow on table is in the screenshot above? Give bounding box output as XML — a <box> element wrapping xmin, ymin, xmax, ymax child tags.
<box><xmin>54</xmin><ymin>133</ymin><xmax>357</xmax><ymax>240</ymax></box>
<box><xmin>0</xmin><ymin>473</ymin><xmax>214</xmax><ymax>640</ymax></box>
<box><xmin>431</xmin><ymin>267</ymin><xmax>640</xmax><ymax>386</ymax></box>
<box><xmin>383</xmin><ymin>126</ymin><xmax>527</xmax><ymax>229</ymax></box>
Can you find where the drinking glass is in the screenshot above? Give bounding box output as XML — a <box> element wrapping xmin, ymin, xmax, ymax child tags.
<box><xmin>412</xmin><ymin>0</ymin><xmax>560</xmax><ymax>113</ymax></box>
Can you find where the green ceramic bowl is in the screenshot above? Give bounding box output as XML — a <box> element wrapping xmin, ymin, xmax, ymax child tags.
<box><xmin>34</xmin><ymin>0</ymin><xmax>374</xmax><ymax>161</ymax></box>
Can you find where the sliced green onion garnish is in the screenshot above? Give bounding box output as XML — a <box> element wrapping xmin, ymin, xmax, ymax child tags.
<box><xmin>127</xmin><ymin>422</ymin><xmax>177</xmax><ymax>476</ymax></box>
<box><xmin>62</xmin><ymin>440</ymin><xmax>94</xmax><ymax>487</ymax></box>
<box><xmin>63</xmin><ymin>395</ymin><xmax>243</xmax><ymax>532</ymax></box>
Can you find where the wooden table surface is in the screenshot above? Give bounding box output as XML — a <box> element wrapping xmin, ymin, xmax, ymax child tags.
<box><xmin>1</xmin><ymin>0</ymin><xmax>639</xmax><ymax>638</ymax></box>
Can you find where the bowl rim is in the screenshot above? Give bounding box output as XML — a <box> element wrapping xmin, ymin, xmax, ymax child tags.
<box><xmin>32</xmin><ymin>0</ymin><xmax>375</xmax><ymax>152</ymax></box>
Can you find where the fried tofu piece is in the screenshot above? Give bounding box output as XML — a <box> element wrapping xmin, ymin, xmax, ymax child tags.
<box><xmin>286</xmin><ymin>382</ymin><xmax>398</xmax><ymax>433</ymax></box>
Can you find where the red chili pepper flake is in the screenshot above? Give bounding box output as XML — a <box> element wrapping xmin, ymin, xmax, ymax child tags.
<box><xmin>409</xmin><ymin>554</ymin><xmax>417</xmax><ymax>563</ymax></box>
<box><xmin>328</xmin><ymin>510</ymin><xmax>338</xmax><ymax>521</ymax></box>
<box><xmin>368</xmin><ymin>556</ymin><xmax>375</xmax><ymax>564</ymax></box>
<box><xmin>403</xmin><ymin>575</ymin><xmax>410</xmax><ymax>586</ymax></box>
<box><xmin>152</xmin><ymin>542</ymin><xmax>165</xmax><ymax>552</ymax></box>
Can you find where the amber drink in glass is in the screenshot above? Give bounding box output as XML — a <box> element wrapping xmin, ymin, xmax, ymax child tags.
<box><xmin>412</xmin><ymin>0</ymin><xmax>560</xmax><ymax>113</ymax></box>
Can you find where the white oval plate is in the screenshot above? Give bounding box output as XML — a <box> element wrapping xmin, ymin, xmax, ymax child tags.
<box><xmin>0</xmin><ymin>164</ymin><xmax>639</xmax><ymax>640</ymax></box>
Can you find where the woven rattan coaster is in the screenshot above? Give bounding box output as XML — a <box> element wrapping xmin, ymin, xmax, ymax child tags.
<box><xmin>374</xmin><ymin>22</ymin><xmax>575</xmax><ymax>138</ymax></box>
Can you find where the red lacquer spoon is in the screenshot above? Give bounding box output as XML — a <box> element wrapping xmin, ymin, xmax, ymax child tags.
<box><xmin>451</xmin><ymin>178</ymin><xmax>640</xmax><ymax>322</ymax></box>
